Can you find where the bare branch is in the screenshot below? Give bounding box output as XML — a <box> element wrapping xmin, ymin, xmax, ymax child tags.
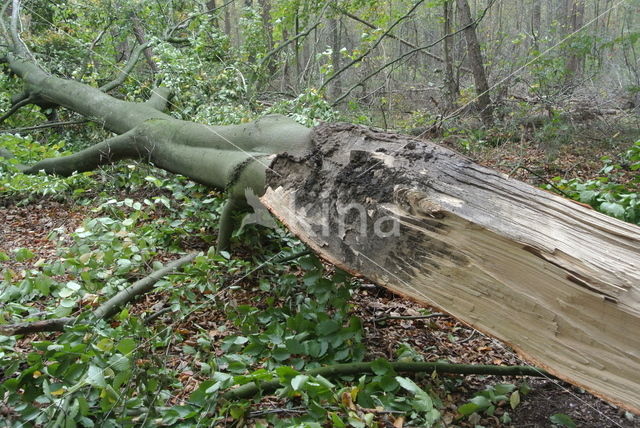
<box><xmin>0</xmin><ymin>253</ymin><xmax>197</xmax><ymax>335</ymax></box>
<box><xmin>320</xmin><ymin>0</ymin><xmax>426</xmax><ymax>92</ymax></box>
<box><xmin>1</xmin><ymin>119</ymin><xmax>88</xmax><ymax>133</ymax></box>
<box><xmin>223</xmin><ymin>361</ymin><xmax>554</xmax><ymax>400</ymax></box>
<box><xmin>0</xmin><ymin>94</ymin><xmax>34</xmax><ymax>124</ymax></box>
<box><xmin>131</xmin><ymin>13</ymin><xmax>158</xmax><ymax>73</ymax></box>
<box><xmin>331</xmin><ymin>0</ymin><xmax>495</xmax><ymax>106</ymax></box>
<box><xmin>99</xmin><ymin>40</ymin><xmax>154</xmax><ymax>92</ymax></box>
<box><xmin>335</xmin><ymin>7</ymin><xmax>471</xmax><ymax>73</ymax></box>
<box><xmin>164</xmin><ymin>0</ymin><xmax>235</xmax><ymax>39</ymax></box>
<box><xmin>78</xmin><ymin>21</ymin><xmax>112</xmax><ymax>80</ymax></box>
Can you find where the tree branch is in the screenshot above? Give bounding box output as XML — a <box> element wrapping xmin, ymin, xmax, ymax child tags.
<box><xmin>335</xmin><ymin>7</ymin><xmax>471</xmax><ymax>73</ymax></box>
<box><xmin>19</xmin><ymin>129</ymin><xmax>141</xmax><ymax>175</ymax></box>
<box><xmin>320</xmin><ymin>0</ymin><xmax>426</xmax><ymax>92</ymax></box>
<box><xmin>0</xmin><ymin>119</ymin><xmax>88</xmax><ymax>133</ymax></box>
<box><xmin>331</xmin><ymin>0</ymin><xmax>494</xmax><ymax>106</ymax></box>
<box><xmin>131</xmin><ymin>13</ymin><xmax>158</xmax><ymax>73</ymax></box>
<box><xmin>0</xmin><ymin>94</ymin><xmax>34</xmax><ymax>124</ymax></box>
<box><xmin>144</xmin><ymin>87</ymin><xmax>173</xmax><ymax>111</ymax></box>
<box><xmin>164</xmin><ymin>0</ymin><xmax>236</xmax><ymax>39</ymax></box>
<box><xmin>99</xmin><ymin>41</ymin><xmax>154</xmax><ymax>92</ymax></box>
<box><xmin>258</xmin><ymin>20</ymin><xmax>322</xmax><ymax>70</ymax></box>
<box><xmin>78</xmin><ymin>21</ymin><xmax>112</xmax><ymax>80</ymax></box>
<box><xmin>93</xmin><ymin>253</ymin><xmax>197</xmax><ymax>319</ymax></box>
<box><xmin>0</xmin><ymin>253</ymin><xmax>197</xmax><ymax>335</ymax></box>
<box><xmin>223</xmin><ymin>361</ymin><xmax>554</xmax><ymax>400</ymax></box>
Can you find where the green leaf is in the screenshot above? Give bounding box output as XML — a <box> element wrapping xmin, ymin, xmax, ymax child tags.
<box><xmin>291</xmin><ymin>374</ymin><xmax>308</xmax><ymax>391</ymax></box>
<box><xmin>229</xmin><ymin>404</ymin><xmax>245</xmax><ymax>419</ymax></box>
<box><xmin>395</xmin><ymin>376</ymin><xmax>422</xmax><ymax>394</ymax></box>
<box><xmin>470</xmin><ymin>395</ymin><xmax>491</xmax><ymax>409</ymax></box>
<box><xmin>116</xmin><ymin>338</ymin><xmax>137</xmax><ymax>355</ymax></box>
<box><xmin>519</xmin><ymin>381</ymin><xmax>532</xmax><ymax>395</ymax></box>
<box><xmin>600</xmin><ymin>202</ymin><xmax>625</xmax><ymax>219</ymax></box>
<box><xmin>330</xmin><ymin>412</ymin><xmax>347</xmax><ymax>428</ymax></box>
<box><xmin>86</xmin><ymin>365</ymin><xmax>106</xmax><ymax>388</ymax></box>
<box><xmin>95</xmin><ymin>338</ymin><xmax>114</xmax><ymax>352</ymax></box>
<box><xmin>316</xmin><ymin>320</ymin><xmax>340</xmax><ymax>336</ymax></box>
<box><xmin>14</xmin><ymin>248</ymin><xmax>35</xmax><ymax>262</ymax></box>
<box><xmin>509</xmin><ymin>390</ymin><xmax>521</xmax><ymax>409</ymax></box>
<box><xmin>108</xmin><ymin>354</ymin><xmax>130</xmax><ymax>371</ymax></box>
<box><xmin>494</xmin><ymin>383</ymin><xmax>516</xmax><ymax>395</ymax></box>
<box><xmin>457</xmin><ymin>402</ymin><xmax>480</xmax><ymax>416</ymax></box>
<box><xmin>371</xmin><ymin>358</ymin><xmax>392</xmax><ymax>376</ymax></box>
<box><xmin>550</xmin><ymin>413</ymin><xmax>577</xmax><ymax>428</ymax></box>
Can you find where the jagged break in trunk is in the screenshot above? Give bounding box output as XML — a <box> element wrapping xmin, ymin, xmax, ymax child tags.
<box><xmin>261</xmin><ymin>123</ymin><xmax>640</xmax><ymax>413</ymax></box>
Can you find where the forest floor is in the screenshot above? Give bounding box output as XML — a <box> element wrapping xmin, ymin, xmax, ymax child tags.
<box><xmin>1</xmin><ymin>133</ymin><xmax>638</xmax><ymax>427</ymax></box>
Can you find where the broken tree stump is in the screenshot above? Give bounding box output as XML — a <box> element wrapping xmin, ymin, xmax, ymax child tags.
<box><xmin>261</xmin><ymin>123</ymin><xmax>640</xmax><ymax>413</ymax></box>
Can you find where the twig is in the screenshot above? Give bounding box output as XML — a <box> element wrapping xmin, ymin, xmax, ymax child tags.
<box><xmin>222</xmin><ymin>361</ymin><xmax>554</xmax><ymax>400</ymax></box>
<box><xmin>1</xmin><ymin>119</ymin><xmax>88</xmax><ymax>133</ymax></box>
<box><xmin>320</xmin><ymin>0</ymin><xmax>426</xmax><ymax>92</ymax></box>
<box><xmin>458</xmin><ymin>329</ymin><xmax>477</xmax><ymax>344</ymax></box>
<box><xmin>100</xmin><ymin>41</ymin><xmax>154</xmax><ymax>92</ymax></box>
<box><xmin>0</xmin><ymin>253</ymin><xmax>197</xmax><ymax>335</ymax></box>
<box><xmin>271</xmin><ymin>249</ymin><xmax>311</xmax><ymax>264</ymax></box>
<box><xmin>0</xmin><ymin>95</ymin><xmax>35</xmax><ymax>124</ymax></box>
<box><xmin>373</xmin><ymin>313</ymin><xmax>449</xmax><ymax>323</ymax></box>
<box><xmin>335</xmin><ymin>7</ymin><xmax>470</xmax><ymax>73</ymax></box>
<box><xmin>331</xmin><ymin>0</ymin><xmax>494</xmax><ymax>106</ymax></box>
<box><xmin>144</xmin><ymin>307</ymin><xmax>172</xmax><ymax>325</ymax></box>
<box><xmin>508</xmin><ymin>164</ymin><xmax>571</xmax><ymax>198</ymax></box>
<box><xmin>164</xmin><ymin>0</ymin><xmax>236</xmax><ymax>39</ymax></box>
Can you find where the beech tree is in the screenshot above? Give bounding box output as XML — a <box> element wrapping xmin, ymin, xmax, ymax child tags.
<box><xmin>1</xmin><ymin>0</ymin><xmax>639</xmax><ymax>416</ymax></box>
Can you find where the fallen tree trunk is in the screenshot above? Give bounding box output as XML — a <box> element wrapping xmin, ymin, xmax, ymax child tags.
<box><xmin>261</xmin><ymin>123</ymin><xmax>640</xmax><ymax>413</ymax></box>
<box><xmin>1</xmin><ymin>7</ymin><xmax>639</xmax><ymax>413</ymax></box>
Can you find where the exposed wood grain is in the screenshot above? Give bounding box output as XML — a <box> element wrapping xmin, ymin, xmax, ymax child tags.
<box><xmin>261</xmin><ymin>123</ymin><xmax>640</xmax><ymax>413</ymax></box>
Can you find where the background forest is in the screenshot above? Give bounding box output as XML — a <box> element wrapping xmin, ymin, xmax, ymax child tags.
<box><xmin>0</xmin><ymin>0</ymin><xmax>639</xmax><ymax>426</ymax></box>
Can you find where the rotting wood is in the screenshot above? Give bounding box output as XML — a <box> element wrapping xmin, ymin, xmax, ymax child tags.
<box><xmin>261</xmin><ymin>122</ymin><xmax>640</xmax><ymax>414</ymax></box>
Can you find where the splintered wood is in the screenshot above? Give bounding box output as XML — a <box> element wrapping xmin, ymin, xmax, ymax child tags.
<box><xmin>262</xmin><ymin>123</ymin><xmax>640</xmax><ymax>413</ymax></box>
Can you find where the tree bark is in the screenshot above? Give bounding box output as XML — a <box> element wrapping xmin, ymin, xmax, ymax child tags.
<box><xmin>261</xmin><ymin>123</ymin><xmax>640</xmax><ymax>414</ymax></box>
<box><xmin>443</xmin><ymin>0</ymin><xmax>459</xmax><ymax>111</ymax></box>
<box><xmin>2</xmin><ymin>16</ymin><xmax>640</xmax><ymax>415</ymax></box>
<box><xmin>131</xmin><ymin>13</ymin><xmax>159</xmax><ymax>74</ymax></box>
<box><xmin>564</xmin><ymin>0</ymin><xmax>585</xmax><ymax>88</ymax></box>
<box><xmin>456</xmin><ymin>0</ymin><xmax>493</xmax><ymax>126</ymax></box>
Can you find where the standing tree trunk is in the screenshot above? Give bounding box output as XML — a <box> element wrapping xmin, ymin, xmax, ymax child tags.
<box><xmin>442</xmin><ymin>0</ymin><xmax>459</xmax><ymax>112</ymax></box>
<box><xmin>456</xmin><ymin>0</ymin><xmax>493</xmax><ymax>126</ymax></box>
<box><xmin>564</xmin><ymin>0</ymin><xmax>585</xmax><ymax>88</ymax></box>
<box><xmin>328</xmin><ymin>13</ymin><xmax>342</xmax><ymax>100</ymax></box>
<box><xmin>531</xmin><ymin>0</ymin><xmax>542</xmax><ymax>46</ymax></box>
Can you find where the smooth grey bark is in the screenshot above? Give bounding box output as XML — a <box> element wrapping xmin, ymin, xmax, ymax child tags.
<box><xmin>2</xmin><ymin>51</ymin><xmax>311</xmax><ymax>249</ymax></box>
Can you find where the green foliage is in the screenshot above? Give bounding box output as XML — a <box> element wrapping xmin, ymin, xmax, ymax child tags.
<box><xmin>550</xmin><ymin>413</ymin><xmax>577</xmax><ymax>428</ymax></box>
<box><xmin>1</xmin><ymin>152</ymin><xmax>446</xmax><ymax>425</ymax></box>
<box><xmin>265</xmin><ymin>88</ymin><xmax>338</xmax><ymax>126</ymax></box>
<box><xmin>457</xmin><ymin>381</ymin><xmax>530</xmax><ymax>425</ymax></box>
<box><xmin>548</xmin><ymin>140</ymin><xmax>640</xmax><ymax>224</ymax></box>
<box><xmin>0</xmin><ymin>134</ymin><xmax>96</xmax><ymax>204</ymax></box>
